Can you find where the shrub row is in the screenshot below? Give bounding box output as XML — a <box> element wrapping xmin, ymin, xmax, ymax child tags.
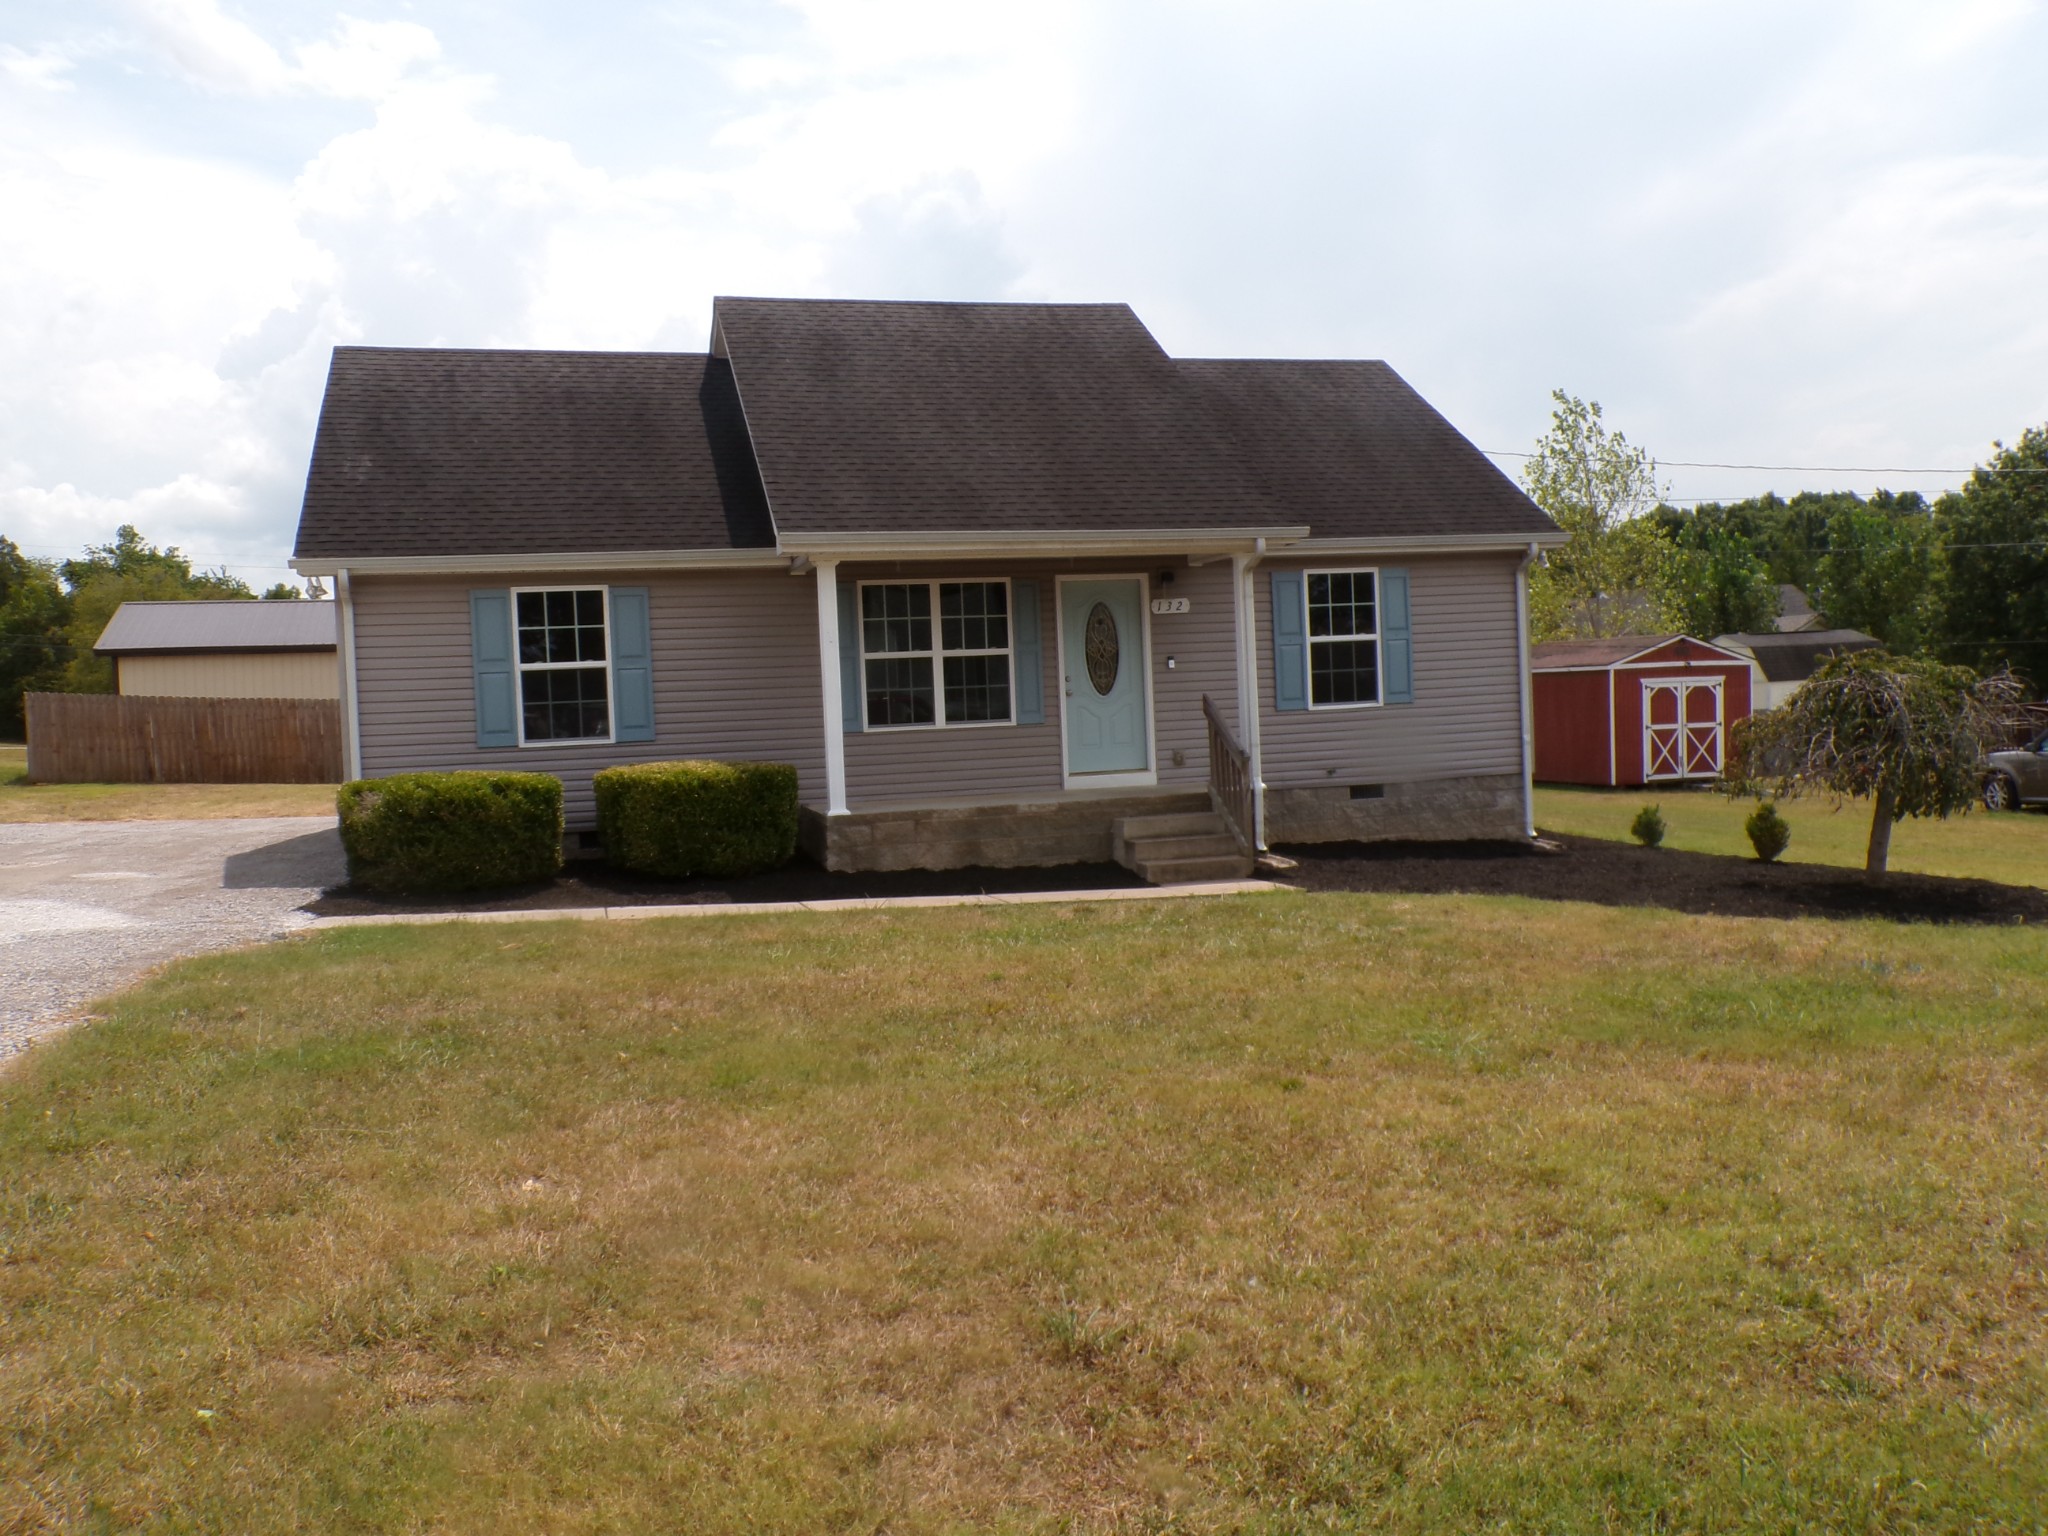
<box><xmin>336</xmin><ymin>760</ymin><xmax>798</xmax><ymax>894</ymax></box>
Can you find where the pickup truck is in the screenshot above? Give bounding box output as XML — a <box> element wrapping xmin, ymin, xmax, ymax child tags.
<box><xmin>1984</xmin><ymin>729</ymin><xmax>2048</xmax><ymax>811</ymax></box>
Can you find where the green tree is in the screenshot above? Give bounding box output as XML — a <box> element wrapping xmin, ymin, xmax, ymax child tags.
<box><xmin>1810</xmin><ymin>493</ymin><xmax>1939</xmax><ymax>652</ymax></box>
<box><xmin>261</xmin><ymin>582</ymin><xmax>304</xmax><ymax>600</ymax></box>
<box><xmin>1936</xmin><ymin>427</ymin><xmax>2048</xmax><ymax>689</ymax></box>
<box><xmin>1657</xmin><ymin>525</ymin><xmax>1779</xmax><ymax>637</ymax></box>
<box><xmin>0</xmin><ymin>537</ymin><xmax>71</xmax><ymax>739</ymax></box>
<box><xmin>1727</xmin><ymin>650</ymin><xmax>2021</xmax><ymax>875</ymax></box>
<box><xmin>1522</xmin><ymin>392</ymin><xmax>1671</xmax><ymax>639</ymax></box>
<box><xmin>56</xmin><ymin>525</ymin><xmax>252</xmax><ymax>693</ymax></box>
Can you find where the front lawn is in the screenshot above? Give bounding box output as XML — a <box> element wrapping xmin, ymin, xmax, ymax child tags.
<box><xmin>0</xmin><ymin>773</ymin><xmax>337</xmax><ymax>822</ymax></box>
<box><xmin>1535</xmin><ymin>784</ymin><xmax>2048</xmax><ymax>889</ymax></box>
<box><xmin>5</xmin><ymin>894</ymin><xmax>2046</xmax><ymax>1531</ymax></box>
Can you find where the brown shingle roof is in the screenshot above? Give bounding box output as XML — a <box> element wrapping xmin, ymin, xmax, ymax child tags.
<box><xmin>293</xmin><ymin>349</ymin><xmax>772</xmax><ymax>560</ymax></box>
<box><xmin>1175</xmin><ymin>359</ymin><xmax>1556</xmax><ymax>541</ymax></box>
<box><xmin>1530</xmin><ymin>635</ymin><xmax>1677</xmax><ymax>669</ymax></box>
<box><xmin>712</xmin><ymin>297</ymin><xmax>1288</xmax><ymax>537</ymax></box>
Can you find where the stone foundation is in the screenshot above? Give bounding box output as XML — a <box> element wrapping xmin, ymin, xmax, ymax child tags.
<box><xmin>1264</xmin><ymin>773</ymin><xmax>1526</xmax><ymax>845</ymax></box>
<box><xmin>801</xmin><ymin>791</ymin><xmax>1210</xmax><ymax>873</ymax></box>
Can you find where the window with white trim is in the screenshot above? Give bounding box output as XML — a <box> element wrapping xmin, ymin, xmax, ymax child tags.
<box><xmin>515</xmin><ymin>587</ymin><xmax>612</xmax><ymax>743</ymax></box>
<box><xmin>859</xmin><ymin>580</ymin><xmax>1013</xmax><ymax>728</ymax></box>
<box><xmin>1306</xmin><ymin>569</ymin><xmax>1381</xmax><ymax>708</ymax></box>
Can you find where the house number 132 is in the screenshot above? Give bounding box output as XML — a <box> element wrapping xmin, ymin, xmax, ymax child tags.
<box><xmin>1149</xmin><ymin>597</ymin><xmax>1191</xmax><ymax>615</ymax></box>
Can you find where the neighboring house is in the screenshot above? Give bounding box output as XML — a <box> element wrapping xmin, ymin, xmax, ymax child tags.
<box><xmin>1530</xmin><ymin>635</ymin><xmax>1753</xmax><ymax>787</ymax></box>
<box><xmin>288</xmin><ymin>297</ymin><xmax>1564</xmax><ymax>876</ymax></box>
<box><xmin>1712</xmin><ymin>628</ymin><xmax>1882</xmax><ymax>710</ymax></box>
<box><xmin>1774</xmin><ymin>585</ymin><xmax>1826</xmax><ymax>633</ymax></box>
<box><xmin>94</xmin><ymin>600</ymin><xmax>340</xmax><ymax>699</ymax></box>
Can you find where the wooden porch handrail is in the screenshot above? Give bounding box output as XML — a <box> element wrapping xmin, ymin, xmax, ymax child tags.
<box><xmin>1202</xmin><ymin>693</ymin><xmax>1255</xmax><ymax>854</ymax></box>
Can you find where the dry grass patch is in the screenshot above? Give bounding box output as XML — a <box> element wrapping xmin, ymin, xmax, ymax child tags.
<box><xmin>4</xmin><ymin>893</ymin><xmax>2047</xmax><ymax>1531</ymax></box>
<box><xmin>0</xmin><ymin>775</ymin><xmax>336</xmax><ymax>822</ymax></box>
<box><xmin>1535</xmin><ymin>784</ymin><xmax>2048</xmax><ymax>889</ymax></box>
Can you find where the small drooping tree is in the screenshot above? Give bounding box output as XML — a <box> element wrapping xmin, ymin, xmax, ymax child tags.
<box><xmin>1727</xmin><ymin>650</ymin><xmax>2022</xmax><ymax>876</ymax></box>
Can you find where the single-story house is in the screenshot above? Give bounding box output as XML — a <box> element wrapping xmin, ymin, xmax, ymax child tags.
<box><xmin>1711</xmin><ymin>628</ymin><xmax>1882</xmax><ymax>710</ymax></box>
<box><xmin>94</xmin><ymin>600</ymin><xmax>340</xmax><ymax>699</ymax></box>
<box><xmin>289</xmin><ymin>297</ymin><xmax>1564</xmax><ymax>878</ymax></box>
<box><xmin>1530</xmin><ymin>634</ymin><xmax>1754</xmax><ymax>787</ymax></box>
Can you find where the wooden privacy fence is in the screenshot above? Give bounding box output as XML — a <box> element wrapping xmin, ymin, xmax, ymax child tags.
<box><xmin>24</xmin><ymin>693</ymin><xmax>344</xmax><ymax>784</ymax></box>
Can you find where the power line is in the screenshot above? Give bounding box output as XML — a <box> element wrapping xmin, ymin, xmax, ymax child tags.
<box><xmin>1486</xmin><ymin>449</ymin><xmax>2048</xmax><ymax>474</ymax></box>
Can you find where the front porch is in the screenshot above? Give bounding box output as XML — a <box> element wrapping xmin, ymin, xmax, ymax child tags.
<box><xmin>798</xmin><ymin>786</ymin><xmax>1254</xmax><ymax>879</ymax></box>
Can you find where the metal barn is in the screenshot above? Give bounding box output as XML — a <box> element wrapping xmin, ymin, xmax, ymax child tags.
<box><xmin>1530</xmin><ymin>635</ymin><xmax>1754</xmax><ymax>787</ymax></box>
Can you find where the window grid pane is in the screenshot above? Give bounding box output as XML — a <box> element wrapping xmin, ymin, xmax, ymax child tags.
<box><xmin>518</xmin><ymin>588</ymin><xmax>607</xmax><ymax>665</ymax></box>
<box><xmin>865</xmin><ymin>656</ymin><xmax>936</xmax><ymax>726</ymax></box>
<box><xmin>1307</xmin><ymin>570</ymin><xmax>1375</xmax><ymax>640</ymax></box>
<box><xmin>939</xmin><ymin>582</ymin><xmax>1008</xmax><ymax>653</ymax></box>
<box><xmin>521</xmin><ymin>666</ymin><xmax>610</xmax><ymax>741</ymax></box>
<box><xmin>862</xmin><ymin>584</ymin><xmax>932</xmax><ymax>656</ymax></box>
<box><xmin>1310</xmin><ymin>638</ymin><xmax>1379</xmax><ymax>707</ymax></box>
<box><xmin>943</xmin><ymin>653</ymin><xmax>1011</xmax><ymax>723</ymax></box>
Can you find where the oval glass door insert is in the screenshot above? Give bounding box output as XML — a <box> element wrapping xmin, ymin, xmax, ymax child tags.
<box><xmin>1084</xmin><ymin>602</ymin><xmax>1120</xmax><ymax>695</ymax></box>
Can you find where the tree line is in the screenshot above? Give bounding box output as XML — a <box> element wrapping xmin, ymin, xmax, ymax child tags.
<box><xmin>0</xmin><ymin>525</ymin><xmax>311</xmax><ymax>739</ymax></box>
<box><xmin>1520</xmin><ymin>391</ymin><xmax>2048</xmax><ymax>693</ymax></box>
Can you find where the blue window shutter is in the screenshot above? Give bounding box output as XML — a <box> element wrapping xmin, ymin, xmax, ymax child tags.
<box><xmin>469</xmin><ymin>589</ymin><xmax>517</xmax><ymax>747</ymax></box>
<box><xmin>837</xmin><ymin>582</ymin><xmax>863</xmax><ymax>733</ymax></box>
<box><xmin>1011</xmin><ymin>579</ymin><xmax>1043</xmax><ymax>724</ymax></box>
<box><xmin>1380</xmin><ymin>567</ymin><xmax>1413</xmax><ymax>704</ymax></box>
<box><xmin>609</xmin><ymin>586</ymin><xmax>655</xmax><ymax>742</ymax></box>
<box><xmin>1271</xmin><ymin>570</ymin><xmax>1308</xmax><ymax>712</ymax></box>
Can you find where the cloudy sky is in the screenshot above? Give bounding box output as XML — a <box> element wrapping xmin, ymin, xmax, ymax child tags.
<box><xmin>5</xmin><ymin>0</ymin><xmax>2046</xmax><ymax>588</ymax></box>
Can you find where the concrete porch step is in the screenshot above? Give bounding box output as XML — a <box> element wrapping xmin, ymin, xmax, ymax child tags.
<box><xmin>1116</xmin><ymin>811</ymin><xmax>1227</xmax><ymax>840</ymax></box>
<box><xmin>1133</xmin><ymin>852</ymin><xmax>1257</xmax><ymax>884</ymax></box>
<box><xmin>1128</xmin><ymin>832</ymin><xmax>1242</xmax><ymax>861</ymax></box>
<box><xmin>1113</xmin><ymin>807</ymin><xmax>1254</xmax><ymax>885</ymax></box>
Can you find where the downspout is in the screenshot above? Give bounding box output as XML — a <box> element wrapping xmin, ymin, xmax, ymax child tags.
<box><xmin>334</xmin><ymin>568</ymin><xmax>362</xmax><ymax>783</ymax></box>
<box><xmin>1515</xmin><ymin>542</ymin><xmax>1538</xmax><ymax>839</ymax></box>
<box><xmin>1234</xmin><ymin>541</ymin><xmax>1267</xmax><ymax>848</ymax></box>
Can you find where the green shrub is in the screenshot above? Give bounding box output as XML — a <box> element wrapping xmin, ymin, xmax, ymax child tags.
<box><xmin>595</xmin><ymin>760</ymin><xmax>799</xmax><ymax>879</ymax></box>
<box><xmin>337</xmin><ymin>771</ymin><xmax>563</xmax><ymax>894</ymax></box>
<box><xmin>1745</xmin><ymin>799</ymin><xmax>1792</xmax><ymax>863</ymax></box>
<box><xmin>1630</xmin><ymin>804</ymin><xmax>1666</xmax><ymax>848</ymax></box>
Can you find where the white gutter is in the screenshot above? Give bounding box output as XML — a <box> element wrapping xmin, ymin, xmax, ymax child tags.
<box><xmin>1291</xmin><ymin>531</ymin><xmax>1569</xmax><ymax>556</ymax></box>
<box><xmin>776</xmin><ymin>527</ymin><xmax>1309</xmax><ymax>560</ymax></box>
<box><xmin>1515</xmin><ymin>542</ymin><xmax>1538</xmax><ymax>839</ymax></box>
<box><xmin>334</xmin><ymin>568</ymin><xmax>363</xmax><ymax>782</ymax></box>
<box><xmin>290</xmin><ymin>549</ymin><xmax>790</xmax><ymax>578</ymax></box>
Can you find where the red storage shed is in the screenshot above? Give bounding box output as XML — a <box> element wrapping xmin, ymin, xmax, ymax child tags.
<box><xmin>1530</xmin><ymin>635</ymin><xmax>1753</xmax><ymax>787</ymax></box>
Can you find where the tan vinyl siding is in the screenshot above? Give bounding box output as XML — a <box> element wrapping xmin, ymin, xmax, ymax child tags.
<box><xmin>1257</xmin><ymin>553</ymin><xmax>1525</xmax><ymax>785</ymax></box>
<box><xmin>117</xmin><ymin>651</ymin><xmax>340</xmax><ymax>700</ymax></box>
<box><xmin>838</xmin><ymin>557</ymin><xmax>1239</xmax><ymax>807</ymax></box>
<box><xmin>351</xmin><ymin>570</ymin><xmax>825</xmax><ymax>826</ymax></box>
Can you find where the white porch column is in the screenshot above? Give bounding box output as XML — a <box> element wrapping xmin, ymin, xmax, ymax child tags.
<box><xmin>814</xmin><ymin>560</ymin><xmax>849</xmax><ymax>816</ymax></box>
<box><xmin>334</xmin><ymin>567</ymin><xmax>363</xmax><ymax>782</ymax></box>
<box><xmin>1231</xmin><ymin>551</ymin><xmax>1266</xmax><ymax>848</ymax></box>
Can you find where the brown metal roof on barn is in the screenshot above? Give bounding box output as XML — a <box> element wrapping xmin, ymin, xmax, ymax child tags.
<box><xmin>1530</xmin><ymin>635</ymin><xmax>1675</xmax><ymax>670</ymax></box>
<box><xmin>1714</xmin><ymin>628</ymin><xmax>1881</xmax><ymax>682</ymax></box>
<box><xmin>1175</xmin><ymin>358</ymin><xmax>1555</xmax><ymax>541</ymax></box>
<box><xmin>94</xmin><ymin>600</ymin><xmax>338</xmax><ymax>655</ymax></box>
<box><xmin>293</xmin><ymin>350</ymin><xmax>773</xmax><ymax>560</ymax></box>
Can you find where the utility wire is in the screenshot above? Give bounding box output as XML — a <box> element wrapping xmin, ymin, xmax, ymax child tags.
<box><xmin>1486</xmin><ymin>449</ymin><xmax>2048</xmax><ymax>474</ymax></box>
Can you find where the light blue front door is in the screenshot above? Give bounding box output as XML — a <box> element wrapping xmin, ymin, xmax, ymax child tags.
<box><xmin>1060</xmin><ymin>578</ymin><xmax>1149</xmax><ymax>776</ymax></box>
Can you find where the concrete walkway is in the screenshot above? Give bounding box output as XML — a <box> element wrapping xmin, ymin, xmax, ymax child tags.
<box><xmin>0</xmin><ymin>816</ymin><xmax>343</xmax><ymax>1061</ymax></box>
<box><xmin>306</xmin><ymin>879</ymin><xmax>1282</xmax><ymax>928</ymax></box>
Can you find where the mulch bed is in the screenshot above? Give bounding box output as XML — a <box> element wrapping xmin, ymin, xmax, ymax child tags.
<box><xmin>305</xmin><ymin>857</ymin><xmax>1148</xmax><ymax>917</ymax></box>
<box><xmin>1278</xmin><ymin>833</ymin><xmax>2048</xmax><ymax>926</ymax></box>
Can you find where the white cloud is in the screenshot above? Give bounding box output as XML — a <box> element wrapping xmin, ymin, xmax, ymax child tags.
<box><xmin>119</xmin><ymin>0</ymin><xmax>293</xmax><ymax>95</ymax></box>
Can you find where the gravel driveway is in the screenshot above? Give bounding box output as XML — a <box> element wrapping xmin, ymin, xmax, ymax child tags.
<box><xmin>0</xmin><ymin>816</ymin><xmax>343</xmax><ymax>1063</ymax></box>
